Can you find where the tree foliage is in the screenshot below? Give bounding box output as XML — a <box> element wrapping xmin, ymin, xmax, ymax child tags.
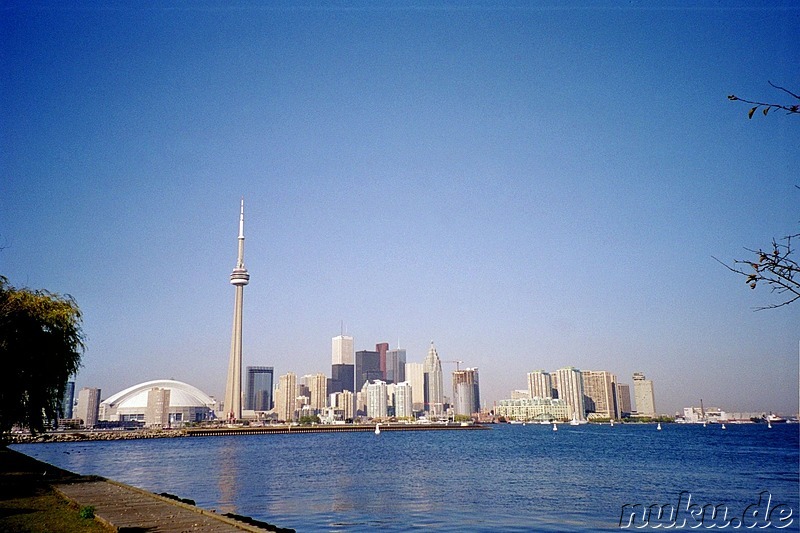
<box><xmin>0</xmin><ymin>276</ymin><xmax>85</xmax><ymax>437</ymax></box>
<box><xmin>728</xmin><ymin>81</ymin><xmax>799</xmax><ymax>118</ymax></box>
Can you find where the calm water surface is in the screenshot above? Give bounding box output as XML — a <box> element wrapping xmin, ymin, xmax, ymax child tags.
<box><xmin>13</xmin><ymin>423</ymin><xmax>800</xmax><ymax>531</ymax></box>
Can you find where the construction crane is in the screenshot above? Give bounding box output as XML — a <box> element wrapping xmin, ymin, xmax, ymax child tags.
<box><xmin>443</xmin><ymin>360</ymin><xmax>464</xmax><ymax>371</ymax></box>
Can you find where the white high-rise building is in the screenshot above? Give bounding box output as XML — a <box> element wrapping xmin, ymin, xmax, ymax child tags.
<box><xmin>76</xmin><ymin>387</ymin><xmax>101</xmax><ymax>428</ymax></box>
<box><xmin>332</xmin><ymin>334</ymin><xmax>354</xmax><ymax>365</ymax></box>
<box><xmin>275</xmin><ymin>372</ymin><xmax>297</xmax><ymax>422</ymax></box>
<box><xmin>554</xmin><ymin>367</ymin><xmax>586</xmax><ymax>421</ymax></box>
<box><xmin>224</xmin><ymin>199</ymin><xmax>250</xmax><ymax>422</ymax></box>
<box><xmin>423</xmin><ymin>341</ymin><xmax>444</xmax><ymax>416</ymax></box>
<box><xmin>366</xmin><ymin>380</ymin><xmax>388</xmax><ymax>419</ymax></box>
<box><xmin>633</xmin><ymin>372</ymin><xmax>656</xmax><ymax>417</ymax></box>
<box><xmin>405</xmin><ymin>362</ymin><xmax>425</xmax><ymax>412</ymax></box>
<box><xmin>527</xmin><ymin>370</ymin><xmax>553</xmax><ymax>399</ymax></box>
<box><xmin>394</xmin><ymin>381</ymin><xmax>413</xmax><ymax>418</ymax></box>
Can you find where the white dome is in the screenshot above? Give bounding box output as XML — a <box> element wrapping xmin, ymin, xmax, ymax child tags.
<box><xmin>102</xmin><ymin>379</ymin><xmax>215</xmax><ymax>409</ymax></box>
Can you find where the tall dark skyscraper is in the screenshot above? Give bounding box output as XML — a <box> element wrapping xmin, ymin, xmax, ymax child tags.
<box><xmin>61</xmin><ymin>380</ymin><xmax>75</xmax><ymax>419</ymax></box>
<box><xmin>355</xmin><ymin>350</ymin><xmax>382</xmax><ymax>391</ymax></box>
<box><xmin>330</xmin><ymin>363</ymin><xmax>355</xmax><ymax>393</ymax></box>
<box><xmin>245</xmin><ymin>366</ymin><xmax>274</xmax><ymax>411</ymax></box>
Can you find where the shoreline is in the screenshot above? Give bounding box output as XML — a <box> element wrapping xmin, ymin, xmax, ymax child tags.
<box><xmin>6</xmin><ymin>422</ymin><xmax>491</xmax><ymax>444</ymax></box>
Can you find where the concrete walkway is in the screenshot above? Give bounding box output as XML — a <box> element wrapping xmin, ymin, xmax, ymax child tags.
<box><xmin>56</xmin><ymin>478</ymin><xmax>267</xmax><ymax>532</ymax></box>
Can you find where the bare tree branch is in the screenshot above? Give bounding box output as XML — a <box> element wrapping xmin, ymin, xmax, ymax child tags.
<box><xmin>728</xmin><ymin>82</ymin><xmax>800</xmax><ymax>117</ymax></box>
<box><xmin>715</xmin><ymin>233</ymin><xmax>800</xmax><ymax>310</ymax></box>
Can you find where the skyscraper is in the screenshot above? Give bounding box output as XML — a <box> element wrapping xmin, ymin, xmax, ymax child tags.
<box><xmin>61</xmin><ymin>380</ymin><xmax>75</xmax><ymax>419</ymax></box>
<box><xmin>394</xmin><ymin>381</ymin><xmax>413</xmax><ymax>418</ymax></box>
<box><xmin>224</xmin><ymin>199</ymin><xmax>250</xmax><ymax>421</ymax></box>
<box><xmin>246</xmin><ymin>366</ymin><xmax>274</xmax><ymax>411</ymax></box>
<box><xmin>376</xmin><ymin>342</ymin><xmax>389</xmax><ymax>380</ymax></box>
<box><xmin>632</xmin><ymin>372</ymin><xmax>656</xmax><ymax>417</ymax></box>
<box><xmin>332</xmin><ymin>334</ymin><xmax>354</xmax><ymax>365</ymax></box>
<box><xmin>275</xmin><ymin>372</ymin><xmax>297</xmax><ymax>422</ymax></box>
<box><xmin>366</xmin><ymin>380</ymin><xmax>388</xmax><ymax>419</ymax></box>
<box><xmin>452</xmin><ymin>367</ymin><xmax>480</xmax><ymax>416</ymax></box>
<box><xmin>308</xmin><ymin>372</ymin><xmax>328</xmax><ymax>411</ymax></box>
<box><xmin>616</xmin><ymin>383</ymin><xmax>632</xmax><ymax>417</ymax></box>
<box><xmin>405</xmin><ymin>362</ymin><xmax>425</xmax><ymax>412</ymax></box>
<box><xmin>423</xmin><ymin>341</ymin><xmax>444</xmax><ymax>416</ymax></box>
<box><xmin>527</xmin><ymin>370</ymin><xmax>553</xmax><ymax>399</ymax></box>
<box><xmin>355</xmin><ymin>350</ymin><xmax>382</xmax><ymax>391</ymax></box>
<box><xmin>581</xmin><ymin>370</ymin><xmax>618</xmax><ymax>419</ymax></box>
<box><xmin>386</xmin><ymin>347</ymin><xmax>406</xmax><ymax>383</ymax></box>
<box><xmin>76</xmin><ymin>387</ymin><xmax>101</xmax><ymax>428</ymax></box>
<box><xmin>554</xmin><ymin>367</ymin><xmax>586</xmax><ymax>421</ymax></box>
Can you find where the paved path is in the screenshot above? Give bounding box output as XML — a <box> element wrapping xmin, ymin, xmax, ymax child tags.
<box><xmin>56</xmin><ymin>479</ymin><xmax>266</xmax><ymax>532</ymax></box>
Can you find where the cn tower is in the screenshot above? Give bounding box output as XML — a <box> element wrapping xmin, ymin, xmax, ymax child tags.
<box><xmin>224</xmin><ymin>199</ymin><xmax>250</xmax><ymax>421</ymax></box>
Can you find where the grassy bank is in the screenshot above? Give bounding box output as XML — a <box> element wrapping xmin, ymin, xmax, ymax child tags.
<box><xmin>0</xmin><ymin>447</ymin><xmax>110</xmax><ymax>532</ymax></box>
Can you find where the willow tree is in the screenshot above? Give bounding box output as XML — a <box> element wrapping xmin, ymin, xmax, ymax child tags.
<box><xmin>0</xmin><ymin>276</ymin><xmax>84</xmax><ymax>437</ymax></box>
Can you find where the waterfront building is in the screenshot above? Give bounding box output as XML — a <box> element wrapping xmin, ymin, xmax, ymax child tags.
<box><xmin>616</xmin><ymin>383</ymin><xmax>632</xmax><ymax>417</ymax></box>
<box><xmin>355</xmin><ymin>350</ymin><xmax>382</xmax><ymax>391</ymax></box>
<box><xmin>496</xmin><ymin>397</ymin><xmax>571</xmax><ymax>422</ymax></box>
<box><xmin>554</xmin><ymin>367</ymin><xmax>586</xmax><ymax>421</ymax></box>
<box><xmin>224</xmin><ymin>199</ymin><xmax>250</xmax><ymax>422</ymax></box>
<box><xmin>366</xmin><ymin>380</ymin><xmax>388</xmax><ymax>419</ymax></box>
<box><xmin>61</xmin><ymin>380</ymin><xmax>75</xmax><ymax>419</ymax></box>
<box><xmin>405</xmin><ymin>362</ymin><xmax>425</xmax><ymax>412</ymax></box>
<box><xmin>386</xmin><ymin>347</ymin><xmax>406</xmax><ymax>384</ymax></box>
<box><xmin>145</xmin><ymin>387</ymin><xmax>171</xmax><ymax>428</ymax></box>
<box><xmin>76</xmin><ymin>387</ymin><xmax>101</xmax><ymax>428</ymax></box>
<box><xmin>332</xmin><ymin>334</ymin><xmax>354</xmax><ymax>365</ymax></box>
<box><xmin>394</xmin><ymin>381</ymin><xmax>413</xmax><ymax>418</ymax></box>
<box><xmin>527</xmin><ymin>370</ymin><xmax>553</xmax><ymax>399</ymax></box>
<box><xmin>581</xmin><ymin>370</ymin><xmax>618</xmax><ymax>419</ymax></box>
<box><xmin>275</xmin><ymin>372</ymin><xmax>297</xmax><ymax>422</ymax></box>
<box><xmin>100</xmin><ymin>380</ymin><xmax>216</xmax><ymax>425</ymax></box>
<box><xmin>452</xmin><ymin>367</ymin><xmax>480</xmax><ymax>416</ymax></box>
<box><xmin>308</xmin><ymin>372</ymin><xmax>328</xmax><ymax>411</ymax></box>
<box><xmin>245</xmin><ymin>366</ymin><xmax>274</xmax><ymax>412</ymax></box>
<box><xmin>423</xmin><ymin>341</ymin><xmax>444</xmax><ymax>416</ymax></box>
<box><xmin>632</xmin><ymin>372</ymin><xmax>656</xmax><ymax>417</ymax></box>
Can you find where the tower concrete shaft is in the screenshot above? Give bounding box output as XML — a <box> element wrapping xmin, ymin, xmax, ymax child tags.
<box><xmin>224</xmin><ymin>199</ymin><xmax>249</xmax><ymax>421</ymax></box>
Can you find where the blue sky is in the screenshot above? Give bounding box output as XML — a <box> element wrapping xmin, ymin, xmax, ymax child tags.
<box><xmin>2</xmin><ymin>1</ymin><xmax>798</xmax><ymax>415</ymax></box>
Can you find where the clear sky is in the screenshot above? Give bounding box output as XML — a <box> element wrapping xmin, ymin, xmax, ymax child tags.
<box><xmin>2</xmin><ymin>1</ymin><xmax>798</xmax><ymax>416</ymax></box>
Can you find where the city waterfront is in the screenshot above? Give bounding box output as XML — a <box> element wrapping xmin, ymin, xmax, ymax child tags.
<box><xmin>13</xmin><ymin>423</ymin><xmax>799</xmax><ymax>532</ymax></box>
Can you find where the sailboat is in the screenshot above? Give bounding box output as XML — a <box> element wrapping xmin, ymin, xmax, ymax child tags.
<box><xmin>375</xmin><ymin>423</ymin><xmax>381</xmax><ymax>435</ymax></box>
<box><xmin>721</xmin><ymin>423</ymin><xmax>726</xmax><ymax>430</ymax></box>
<box><xmin>657</xmin><ymin>422</ymin><xmax>662</xmax><ymax>431</ymax></box>
<box><xmin>552</xmin><ymin>423</ymin><xmax>558</xmax><ymax>432</ymax></box>
<box><xmin>610</xmin><ymin>419</ymin><xmax>615</xmax><ymax>427</ymax></box>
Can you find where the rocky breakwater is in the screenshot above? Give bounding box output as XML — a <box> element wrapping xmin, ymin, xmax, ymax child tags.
<box><xmin>8</xmin><ymin>428</ymin><xmax>187</xmax><ymax>445</ymax></box>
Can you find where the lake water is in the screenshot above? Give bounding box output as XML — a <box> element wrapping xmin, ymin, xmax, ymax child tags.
<box><xmin>13</xmin><ymin>423</ymin><xmax>800</xmax><ymax>531</ymax></box>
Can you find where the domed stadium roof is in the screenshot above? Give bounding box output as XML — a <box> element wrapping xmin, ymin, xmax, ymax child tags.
<box><xmin>102</xmin><ymin>379</ymin><xmax>215</xmax><ymax>409</ymax></box>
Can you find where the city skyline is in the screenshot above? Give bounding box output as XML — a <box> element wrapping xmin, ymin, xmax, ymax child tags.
<box><xmin>2</xmin><ymin>3</ymin><xmax>797</xmax><ymax>416</ymax></box>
